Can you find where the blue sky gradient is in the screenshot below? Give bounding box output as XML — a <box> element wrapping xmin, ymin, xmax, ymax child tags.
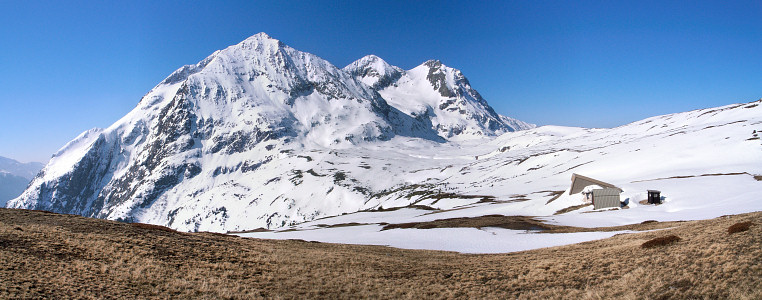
<box><xmin>1</xmin><ymin>0</ymin><xmax>760</xmax><ymax>163</ymax></box>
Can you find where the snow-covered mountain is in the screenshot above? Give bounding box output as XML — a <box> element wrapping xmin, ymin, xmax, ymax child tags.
<box><xmin>0</xmin><ymin>156</ymin><xmax>43</xmax><ymax>206</ymax></box>
<box><xmin>344</xmin><ymin>55</ymin><xmax>534</xmax><ymax>139</ymax></box>
<box><xmin>6</xmin><ymin>33</ymin><xmax>526</xmax><ymax>230</ymax></box>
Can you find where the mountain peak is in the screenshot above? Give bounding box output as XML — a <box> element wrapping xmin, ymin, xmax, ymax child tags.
<box><xmin>344</xmin><ymin>55</ymin><xmax>403</xmax><ymax>89</ymax></box>
<box><xmin>358</xmin><ymin>54</ymin><xmax>382</xmax><ymax>62</ymax></box>
<box><xmin>423</xmin><ymin>59</ymin><xmax>444</xmax><ymax>69</ymax></box>
<box><xmin>239</xmin><ymin>32</ymin><xmax>281</xmax><ymax>47</ymax></box>
<box><xmin>251</xmin><ymin>32</ymin><xmax>273</xmax><ymax>39</ymax></box>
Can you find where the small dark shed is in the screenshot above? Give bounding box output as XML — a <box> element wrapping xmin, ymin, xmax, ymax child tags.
<box><xmin>647</xmin><ymin>190</ymin><xmax>661</xmax><ymax>204</ymax></box>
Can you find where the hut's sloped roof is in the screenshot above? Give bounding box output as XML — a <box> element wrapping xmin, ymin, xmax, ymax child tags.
<box><xmin>569</xmin><ymin>173</ymin><xmax>623</xmax><ymax>195</ymax></box>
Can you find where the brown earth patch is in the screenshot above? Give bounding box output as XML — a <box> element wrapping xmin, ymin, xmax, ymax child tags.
<box><xmin>631</xmin><ymin>172</ymin><xmax>752</xmax><ymax>183</ymax></box>
<box><xmin>544</xmin><ymin>190</ymin><xmax>566</xmax><ymax>204</ymax></box>
<box><xmin>381</xmin><ymin>215</ymin><xmax>553</xmax><ymax>231</ymax></box>
<box><xmin>373</xmin><ymin>204</ymin><xmax>437</xmax><ymax>212</ymax></box>
<box><xmin>227</xmin><ymin>227</ymin><xmax>271</xmax><ymax>234</ymax></box>
<box><xmin>641</xmin><ymin>235</ymin><xmax>681</xmax><ymax>249</ymax></box>
<box><xmin>728</xmin><ymin>221</ymin><xmax>753</xmax><ymax>234</ymax></box>
<box><xmin>554</xmin><ymin>203</ymin><xmax>591</xmax><ymax>215</ymax></box>
<box><xmin>316</xmin><ymin>222</ymin><xmax>369</xmax><ymax>228</ymax></box>
<box><xmin>379</xmin><ymin>214</ymin><xmax>679</xmax><ymax>234</ymax></box>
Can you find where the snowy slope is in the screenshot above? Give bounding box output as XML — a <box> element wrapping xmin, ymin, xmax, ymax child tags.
<box><xmin>239</xmin><ymin>100</ymin><xmax>762</xmax><ymax>253</ymax></box>
<box><xmin>345</xmin><ymin>56</ymin><xmax>534</xmax><ymax>139</ymax></box>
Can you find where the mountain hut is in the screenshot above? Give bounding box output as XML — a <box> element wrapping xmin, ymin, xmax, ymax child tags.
<box><xmin>569</xmin><ymin>173</ymin><xmax>623</xmax><ymax>209</ymax></box>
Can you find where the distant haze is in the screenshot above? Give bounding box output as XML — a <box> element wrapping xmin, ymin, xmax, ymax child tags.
<box><xmin>0</xmin><ymin>156</ymin><xmax>43</xmax><ymax>206</ymax></box>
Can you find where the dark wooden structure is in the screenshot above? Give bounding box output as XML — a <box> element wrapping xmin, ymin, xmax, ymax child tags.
<box><xmin>647</xmin><ymin>190</ymin><xmax>661</xmax><ymax>204</ymax></box>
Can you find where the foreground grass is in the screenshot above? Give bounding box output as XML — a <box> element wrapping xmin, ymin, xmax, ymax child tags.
<box><xmin>0</xmin><ymin>209</ymin><xmax>759</xmax><ymax>299</ymax></box>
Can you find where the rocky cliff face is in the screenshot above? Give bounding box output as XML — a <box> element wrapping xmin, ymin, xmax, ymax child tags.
<box><xmin>8</xmin><ymin>33</ymin><xmax>531</xmax><ymax>231</ymax></box>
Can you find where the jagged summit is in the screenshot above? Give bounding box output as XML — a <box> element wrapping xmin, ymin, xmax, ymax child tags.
<box><xmin>231</xmin><ymin>32</ymin><xmax>287</xmax><ymax>53</ymax></box>
<box><xmin>158</xmin><ymin>32</ymin><xmax>283</xmax><ymax>86</ymax></box>
<box><xmin>244</xmin><ymin>31</ymin><xmax>274</xmax><ymax>40</ymax></box>
<box><xmin>422</xmin><ymin>59</ymin><xmax>442</xmax><ymax>67</ymax></box>
<box><xmin>419</xmin><ymin>59</ymin><xmax>461</xmax><ymax>98</ymax></box>
<box><xmin>161</xmin><ymin>32</ymin><xmax>358</xmax><ymax>101</ymax></box>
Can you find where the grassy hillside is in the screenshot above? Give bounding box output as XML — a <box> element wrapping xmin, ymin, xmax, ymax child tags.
<box><xmin>0</xmin><ymin>208</ymin><xmax>759</xmax><ymax>299</ymax></box>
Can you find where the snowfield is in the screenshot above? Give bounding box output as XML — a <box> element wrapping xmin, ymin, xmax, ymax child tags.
<box><xmin>238</xmin><ymin>100</ymin><xmax>762</xmax><ymax>253</ymax></box>
<box><xmin>241</xmin><ymin>223</ymin><xmax>633</xmax><ymax>254</ymax></box>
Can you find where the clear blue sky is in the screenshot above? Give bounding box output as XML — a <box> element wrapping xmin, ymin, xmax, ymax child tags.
<box><xmin>1</xmin><ymin>0</ymin><xmax>760</xmax><ymax>163</ymax></box>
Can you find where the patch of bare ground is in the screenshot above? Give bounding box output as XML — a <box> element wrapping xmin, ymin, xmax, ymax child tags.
<box><xmin>0</xmin><ymin>208</ymin><xmax>760</xmax><ymax>299</ymax></box>
<box><xmin>631</xmin><ymin>172</ymin><xmax>753</xmax><ymax>183</ymax></box>
<box><xmin>381</xmin><ymin>215</ymin><xmax>553</xmax><ymax>231</ymax></box>
<box><xmin>641</xmin><ymin>235</ymin><xmax>681</xmax><ymax>249</ymax></box>
<box><xmin>544</xmin><ymin>190</ymin><xmax>566</xmax><ymax>204</ymax></box>
<box><xmin>728</xmin><ymin>221</ymin><xmax>753</xmax><ymax>234</ymax></box>
<box><xmin>554</xmin><ymin>203</ymin><xmax>591</xmax><ymax>215</ymax></box>
<box><xmin>310</xmin><ymin>214</ymin><xmax>682</xmax><ymax>234</ymax></box>
<box><xmin>423</xmin><ymin>193</ymin><xmax>496</xmax><ymax>204</ymax></box>
<box><xmin>227</xmin><ymin>227</ymin><xmax>271</xmax><ymax>234</ymax></box>
<box><xmin>372</xmin><ymin>204</ymin><xmax>437</xmax><ymax>212</ymax></box>
<box><xmin>316</xmin><ymin>222</ymin><xmax>369</xmax><ymax>228</ymax></box>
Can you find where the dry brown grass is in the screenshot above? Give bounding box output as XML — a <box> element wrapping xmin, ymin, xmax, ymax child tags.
<box><xmin>554</xmin><ymin>203</ymin><xmax>591</xmax><ymax>215</ymax></box>
<box><xmin>1</xmin><ymin>208</ymin><xmax>761</xmax><ymax>299</ymax></box>
<box><xmin>130</xmin><ymin>222</ymin><xmax>177</xmax><ymax>233</ymax></box>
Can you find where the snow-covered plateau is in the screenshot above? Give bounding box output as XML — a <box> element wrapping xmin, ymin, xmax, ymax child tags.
<box><xmin>7</xmin><ymin>33</ymin><xmax>762</xmax><ymax>253</ymax></box>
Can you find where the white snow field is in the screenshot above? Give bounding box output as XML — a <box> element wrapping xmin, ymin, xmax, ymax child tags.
<box><xmin>239</xmin><ymin>100</ymin><xmax>762</xmax><ymax>253</ymax></box>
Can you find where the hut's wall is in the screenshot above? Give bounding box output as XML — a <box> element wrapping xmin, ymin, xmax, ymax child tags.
<box><xmin>592</xmin><ymin>188</ymin><xmax>621</xmax><ymax>209</ymax></box>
